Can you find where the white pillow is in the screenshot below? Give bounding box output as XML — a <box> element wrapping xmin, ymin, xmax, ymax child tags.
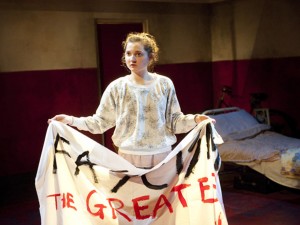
<box><xmin>210</xmin><ymin>109</ymin><xmax>270</xmax><ymax>141</ymax></box>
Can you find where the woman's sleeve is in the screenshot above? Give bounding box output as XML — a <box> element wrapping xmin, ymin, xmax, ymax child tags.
<box><xmin>165</xmin><ymin>80</ymin><xmax>198</xmax><ymax>134</ymax></box>
<box><xmin>72</xmin><ymin>84</ymin><xmax>117</xmax><ymax>134</ymax></box>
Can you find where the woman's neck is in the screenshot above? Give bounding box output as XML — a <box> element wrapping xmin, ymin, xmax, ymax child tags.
<box><xmin>130</xmin><ymin>72</ymin><xmax>154</xmax><ymax>85</ymax></box>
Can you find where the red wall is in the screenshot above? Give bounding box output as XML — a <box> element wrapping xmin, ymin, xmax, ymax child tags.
<box><xmin>156</xmin><ymin>62</ymin><xmax>213</xmax><ymax>114</ymax></box>
<box><xmin>1</xmin><ymin>57</ymin><xmax>299</xmax><ymax>176</ymax></box>
<box><xmin>0</xmin><ymin>63</ymin><xmax>212</xmax><ymax>176</ymax></box>
<box><xmin>0</xmin><ymin>69</ymin><xmax>101</xmax><ymax>176</ymax></box>
<box><xmin>212</xmin><ymin>57</ymin><xmax>300</xmax><ymax>137</ymax></box>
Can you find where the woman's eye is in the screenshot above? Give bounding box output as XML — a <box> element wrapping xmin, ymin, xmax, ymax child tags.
<box><xmin>125</xmin><ymin>52</ymin><xmax>144</xmax><ymax>57</ymax></box>
<box><xmin>136</xmin><ymin>52</ymin><xmax>143</xmax><ymax>57</ymax></box>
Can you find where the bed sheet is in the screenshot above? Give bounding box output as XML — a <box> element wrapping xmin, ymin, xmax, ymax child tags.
<box><xmin>218</xmin><ymin>131</ymin><xmax>300</xmax><ymax>163</ymax></box>
<box><xmin>205</xmin><ymin>107</ymin><xmax>300</xmax><ymax>189</ymax></box>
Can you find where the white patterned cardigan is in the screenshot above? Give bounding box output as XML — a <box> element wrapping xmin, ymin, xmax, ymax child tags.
<box><xmin>72</xmin><ymin>73</ymin><xmax>199</xmax><ymax>155</ymax></box>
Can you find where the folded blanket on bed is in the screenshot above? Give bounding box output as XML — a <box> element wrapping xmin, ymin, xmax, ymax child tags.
<box><xmin>281</xmin><ymin>148</ymin><xmax>300</xmax><ymax>179</ymax></box>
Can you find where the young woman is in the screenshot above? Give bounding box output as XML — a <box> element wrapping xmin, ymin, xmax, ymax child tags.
<box><xmin>48</xmin><ymin>32</ymin><xmax>211</xmax><ymax>168</ymax></box>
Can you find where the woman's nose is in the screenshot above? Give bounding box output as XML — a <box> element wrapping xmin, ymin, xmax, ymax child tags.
<box><xmin>130</xmin><ymin>55</ymin><xmax>136</xmax><ymax>61</ymax></box>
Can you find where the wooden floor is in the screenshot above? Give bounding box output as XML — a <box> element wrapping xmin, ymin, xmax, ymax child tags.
<box><xmin>220</xmin><ymin>169</ymin><xmax>300</xmax><ymax>225</ymax></box>
<box><xmin>1</xmin><ymin>170</ymin><xmax>300</xmax><ymax>225</ymax></box>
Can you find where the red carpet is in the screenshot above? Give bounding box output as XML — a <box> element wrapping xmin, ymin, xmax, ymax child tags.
<box><xmin>0</xmin><ymin>200</ymin><xmax>40</xmax><ymax>225</ymax></box>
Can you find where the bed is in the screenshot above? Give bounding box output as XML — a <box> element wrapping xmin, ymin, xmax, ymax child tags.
<box><xmin>203</xmin><ymin>107</ymin><xmax>300</xmax><ymax>190</ymax></box>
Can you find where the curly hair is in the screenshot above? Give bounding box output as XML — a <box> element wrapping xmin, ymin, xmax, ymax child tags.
<box><xmin>121</xmin><ymin>32</ymin><xmax>159</xmax><ymax>71</ymax></box>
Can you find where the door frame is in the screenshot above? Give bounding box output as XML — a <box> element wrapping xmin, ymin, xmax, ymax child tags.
<box><xmin>94</xmin><ymin>17</ymin><xmax>149</xmax><ymax>95</ymax></box>
<box><xmin>95</xmin><ymin>18</ymin><xmax>149</xmax><ymax>32</ymax></box>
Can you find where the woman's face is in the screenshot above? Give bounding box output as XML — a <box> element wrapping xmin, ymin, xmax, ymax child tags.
<box><xmin>124</xmin><ymin>41</ymin><xmax>150</xmax><ymax>74</ymax></box>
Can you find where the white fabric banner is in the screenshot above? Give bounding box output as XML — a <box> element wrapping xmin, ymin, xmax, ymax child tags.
<box><xmin>35</xmin><ymin>120</ymin><xmax>228</xmax><ymax>225</ymax></box>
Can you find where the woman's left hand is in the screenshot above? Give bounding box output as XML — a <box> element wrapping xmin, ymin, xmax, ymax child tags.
<box><xmin>195</xmin><ymin>114</ymin><xmax>215</xmax><ymax>124</ymax></box>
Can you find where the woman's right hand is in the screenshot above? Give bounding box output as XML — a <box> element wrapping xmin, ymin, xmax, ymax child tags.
<box><xmin>48</xmin><ymin>114</ymin><xmax>73</xmax><ymax>125</ymax></box>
